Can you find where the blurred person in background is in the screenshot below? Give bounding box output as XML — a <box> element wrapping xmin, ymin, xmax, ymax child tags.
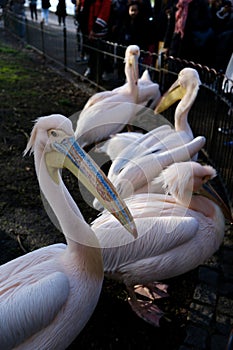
<box><xmin>163</xmin><ymin>0</ymin><xmax>214</xmax><ymax>66</ymax></box>
<box><xmin>41</xmin><ymin>0</ymin><xmax>51</xmax><ymax>25</ymax></box>
<box><xmin>111</xmin><ymin>0</ymin><xmax>155</xmax><ymax>70</ymax></box>
<box><xmin>56</xmin><ymin>0</ymin><xmax>67</xmax><ymax>26</ymax></box>
<box><xmin>29</xmin><ymin>0</ymin><xmax>37</xmax><ymax>20</ymax></box>
<box><xmin>75</xmin><ymin>0</ymin><xmax>111</xmax><ymax>80</ymax></box>
<box><xmin>211</xmin><ymin>0</ymin><xmax>233</xmax><ymax>70</ymax></box>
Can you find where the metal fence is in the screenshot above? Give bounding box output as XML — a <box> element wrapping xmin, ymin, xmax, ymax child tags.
<box><xmin>2</xmin><ymin>9</ymin><xmax>233</xmax><ymax>208</ymax></box>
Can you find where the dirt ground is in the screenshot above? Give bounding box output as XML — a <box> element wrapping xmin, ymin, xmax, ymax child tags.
<box><xmin>0</xmin><ymin>33</ymin><xmax>210</xmax><ymax>349</ymax></box>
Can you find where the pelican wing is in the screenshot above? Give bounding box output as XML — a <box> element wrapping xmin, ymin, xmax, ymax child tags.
<box><xmin>0</xmin><ymin>244</ymin><xmax>66</xmax><ymax>283</ymax></box>
<box><xmin>75</xmin><ymin>102</ymin><xmax>137</xmax><ymax>146</ymax></box>
<box><xmin>112</xmin><ymin>136</ymin><xmax>206</xmax><ymax>198</ymax></box>
<box><xmin>94</xmin><ymin>131</ymin><xmax>142</xmax><ymax>161</ymax></box>
<box><xmin>108</xmin><ymin>125</ymin><xmax>172</xmax><ymax>180</ymax></box>
<box><xmin>94</xmin><ymin>214</ymin><xmax>199</xmax><ymax>252</ymax></box>
<box><xmin>95</xmin><ymin>215</ymin><xmax>200</xmax><ymax>284</ymax></box>
<box><xmin>0</xmin><ymin>271</ymin><xmax>69</xmax><ymax>349</ymax></box>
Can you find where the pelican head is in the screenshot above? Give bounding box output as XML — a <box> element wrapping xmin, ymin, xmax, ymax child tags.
<box><xmin>124</xmin><ymin>45</ymin><xmax>140</xmax><ymax>85</ymax></box>
<box><xmin>154</xmin><ymin>68</ymin><xmax>201</xmax><ymax>115</ymax></box>
<box><xmin>160</xmin><ymin>161</ymin><xmax>215</xmax><ymax>201</ymax></box>
<box><xmin>24</xmin><ymin>114</ymin><xmax>137</xmax><ymax>237</ymax></box>
<box><xmin>160</xmin><ymin>161</ymin><xmax>233</xmax><ymax>223</ymax></box>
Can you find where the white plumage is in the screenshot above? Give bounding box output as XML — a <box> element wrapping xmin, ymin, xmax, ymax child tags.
<box><xmin>92</xmin><ymin>161</ymin><xmax>229</xmax><ymax>326</ymax></box>
<box><xmin>0</xmin><ymin>114</ymin><xmax>136</xmax><ymax>349</ymax></box>
<box><xmin>134</xmin><ymin>69</ymin><xmax>161</xmax><ymax>109</ymax></box>
<box><xmin>94</xmin><ymin>131</ymin><xmax>143</xmax><ymax>161</ymax></box>
<box><xmin>74</xmin><ymin>45</ymin><xmax>140</xmax><ymax>147</ymax></box>
<box><xmin>99</xmin><ymin>136</ymin><xmax>206</xmax><ymax>204</ymax></box>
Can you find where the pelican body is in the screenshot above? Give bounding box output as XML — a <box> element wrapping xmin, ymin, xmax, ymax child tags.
<box><xmin>0</xmin><ymin>114</ymin><xmax>136</xmax><ymax>349</ymax></box>
<box><xmin>91</xmin><ymin>161</ymin><xmax>231</xmax><ymax>326</ymax></box>
<box><xmin>74</xmin><ymin>45</ymin><xmax>140</xmax><ymax>147</ymax></box>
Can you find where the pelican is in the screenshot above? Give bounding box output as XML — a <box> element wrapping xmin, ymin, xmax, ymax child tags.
<box><xmin>108</xmin><ymin>67</ymin><xmax>202</xmax><ymax>183</ymax></box>
<box><xmin>74</xmin><ymin>45</ymin><xmax>140</xmax><ymax>147</ymax></box>
<box><xmin>0</xmin><ymin>114</ymin><xmax>137</xmax><ymax>349</ymax></box>
<box><xmin>92</xmin><ymin>161</ymin><xmax>232</xmax><ymax>326</ymax></box>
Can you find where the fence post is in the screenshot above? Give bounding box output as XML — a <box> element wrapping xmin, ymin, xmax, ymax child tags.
<box><xmin>63</xmin><ymin>26</ymin><xmax>67</xmax><ymax>71</ymax></box>
<box><xmin>40</xmin><ymin>20</ymin><xmax>45</xmax><ymax>60</ymax></box>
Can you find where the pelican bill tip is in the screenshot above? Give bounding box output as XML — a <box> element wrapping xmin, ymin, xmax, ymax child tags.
<box><xmin>126</xmin><ymin>221</ymin><xmax>138</xmax><ymax>239</ymax></box>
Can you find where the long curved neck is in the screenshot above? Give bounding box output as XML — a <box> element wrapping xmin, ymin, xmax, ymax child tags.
<box><xmin>34</xmin><ymin>150</ymin><xmax>100</xmax><ymax>250</ymax></box>
<box><xmin>125</xmin><ymin>61</ymin><xmax>138</xmax><ymax>102</ymax></box>
<box><xmin>174</xmin><ymin>85</ymin><xmax>199</xmax><ymax>137</ymax></box>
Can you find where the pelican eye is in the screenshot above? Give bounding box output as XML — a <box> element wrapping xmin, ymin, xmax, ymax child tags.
<box><xmin>48</xmin><ymin>130</ymin><xmax>58</xmax><ymax>138</ymax></box>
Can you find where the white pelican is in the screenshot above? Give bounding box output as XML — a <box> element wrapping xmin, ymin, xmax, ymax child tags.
<box><xmin>108</xmin><ymin>67</ymin><xmax>202</xmax><ymax>183</ymax></box>
<box><xmin>0</xmin><ymin>114</ymin><xmax>136</xmax><ymax>349</ymax></box>
<box><xmin>74</xmin><ymin>45</ymin><xmax>140</xmax><ymax>147</ymax></box>
<box><xmin>92</xmin><ymin>161</ymin><xmax>232</xmax><ymax>326</ymax></box>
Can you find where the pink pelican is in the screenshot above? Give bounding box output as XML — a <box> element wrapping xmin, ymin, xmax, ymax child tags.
<box><xmin>92</xmin><ymin>161</ymin><xmax>232</xmax><ymax>326</ymax></box>
<box><xmin>74</xmin><ymin>45</ymin><xmax>140</xmax><ymax>147</ymax></box>
<box><xmin>0</xmin><ymin>114</ymin><xmax>137</xmax><ymax>349</ymax></box>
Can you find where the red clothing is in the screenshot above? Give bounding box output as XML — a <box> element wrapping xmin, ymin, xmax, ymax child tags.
<box><xmin>77</xmin><ymin>0</ymin><xmax>111</xmax><ymax>36</ymax></box>
<box><xmin>174</xmin><ymin>0</ymin><xmax>193</xmax><ymax>38</ymax></box>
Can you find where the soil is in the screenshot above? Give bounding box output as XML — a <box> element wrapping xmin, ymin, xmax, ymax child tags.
<box><xmin>0</xmin><ymin>34</ymin><xmax>200</xmax><ymax>349</ymax></box>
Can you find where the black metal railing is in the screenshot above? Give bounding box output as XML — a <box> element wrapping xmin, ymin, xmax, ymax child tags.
<box><xmin>2</xmin><ymin>9</ymin><xmax>233</xmax><ymax>208</ymax></box>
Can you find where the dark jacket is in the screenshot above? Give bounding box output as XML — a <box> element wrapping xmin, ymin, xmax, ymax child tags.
<box><xmin>56</xmin><ymin>0</ymin><xmax>66</xmax><ymax>17</ymax></box>
<box><xmin>42</xmin><ymin>0</ymin><xmax>51</xmax><ymax>9</ymax></box>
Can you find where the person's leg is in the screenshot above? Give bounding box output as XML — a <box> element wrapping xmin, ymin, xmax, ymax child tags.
<box><xmin>88</xmin><ymin>39</ymin><xmax>103</xmax><ymax>82</ymax></box>
<box><xmin>30</xmin><ymin>4</ymin><xmax>33</xmax><ymax>19</ymax></box>
<box><xmin>45</xmin><ymin>9</ymin><xmax>49</xmax><ymax>25</ymax></box>
<box><xmin>34</xmin><ymin>5</ymin><xmax>38</xmax><ymax>21</ymax></box>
